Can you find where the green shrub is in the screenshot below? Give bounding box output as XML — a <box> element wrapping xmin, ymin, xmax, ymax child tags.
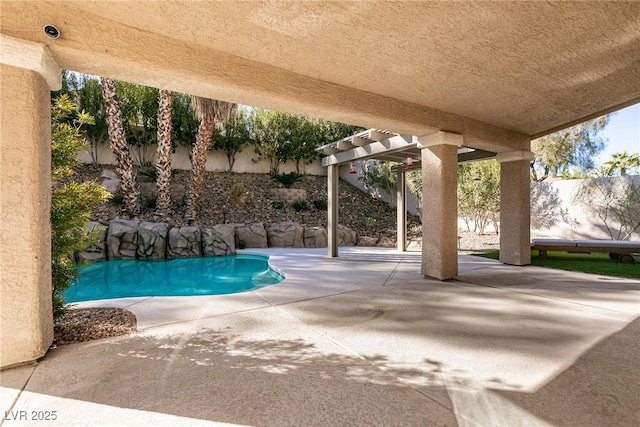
<box><xmin>313</xmin><ymin>199</ymin><xmax>328</xmax><ymax>211</ymax></box>
<box><xmin>271</xmin><ymin>200</ymin><xmax>285</xmax><ymax>209</ymax></box>
<box><xmin>363</xmin><ymin>216</ymin><xmax>377</xmax><ymax>228</ymax></box>
<box><xmin>291</xmin><ymin>200</ymin><xmax>308</xmax><ymax>212</ymax></box>
<box><xmin>139</xmin><ymin>168</ymin><xmax>157</xmax><ymax>181</ymax></box>
<box><xmin>144</xmin><ymin>196</ymin><xmax>157</xmax><ymax>209</ymax></box>
<box><xmin>272</xmin><ymin>172</ymin><xmax>300</xmax><ymax>188</ymax></box>
<box><xmin>110</xmin><ymin>193</ymin><xmax>124</xmax><ymax>205</ymax></box>
<box><xmin>51</xmin><ymin>95</ymin><xmax>110</xmax><ymax>318</ymax></box>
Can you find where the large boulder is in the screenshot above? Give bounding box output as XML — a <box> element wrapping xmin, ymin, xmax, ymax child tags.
<box><xmin>140</xmin><ymin>182</ymin><xmax>157</xmax><ymax>199</ymax></box>
<box><xmin>234</xmin><ymin>223</ymin><xmax>268</xmax><ymax>248</ymax></box>
<box><xmin>338</xmin><ymin>225</ymin><xmax>358</xmax><ymax>246</ymax></box>
<box><xmin>168</xmin><ymin>226</ymin><xmax>202</xmax><ymax>258</ymax></box>
<box><xmin>137</xmin><ymin>221</ymin><xmax>168</xmax><ymax>260</ymax></box>
<box><xmin>267</xmin><ymin>222</ymin><xmax>304</xmax><ymax>248</ymax></box>
<box><xmin>107</xmin><ymin>219</ymin><xmax>140</xmax><ymax>259</ymax></box>
<box><xmin>202</xmin><ymin>224</ymin><xmax>236</xmax><ymax>256</ymax></box>
<box><xmin>101</xmin><ymin>179</ymin><xmax>120</xmax><ymax>194</ymax></box>
<box><xmin>304</xmin><ymin>226</ymin><xmax>327</xmax><ymax>248</ymax></box>
<box><xmin>100</xmin><ymin>169</ymin><xmax>118</xmax><ymax>180</ymax></box>
<box><xmin>357</xmin><ymin>236</ymin><xmax>378</xmax><ymax>247</ymax></box>
<box><xmin>77</xmin><ymin>221</ymin><xmax>108</xmax><ymax>262</ymax></box>
<box><xmin>378</xmin><ymin>236</ymin><xmax>395</xmax><ymax>248</ymax></box>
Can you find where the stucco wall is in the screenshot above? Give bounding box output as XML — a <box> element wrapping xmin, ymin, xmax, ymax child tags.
<box><xmin>0</xmin><ymin>65</ymin><xmax>54</xmax><ymax>368</ymax></box>
<box><xmin>531</xmin><ymin>176</ymin><xmax>640</xmax><ymax>241</ymax></box>
<box><xmin>79</xmin><ymin>143</ymin><xmax>327</xmax><ymax>176</ymax></box>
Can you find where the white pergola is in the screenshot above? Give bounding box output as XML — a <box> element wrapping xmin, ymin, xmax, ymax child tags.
<box><xmin>318</xmin><ymin>129</ymin><xmax>496</xmax><ymax>257</ymax></box>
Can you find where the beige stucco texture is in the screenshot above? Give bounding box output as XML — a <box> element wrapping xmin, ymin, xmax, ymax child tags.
<box><xmin>0</xmin><ymin>64</ymin><xmax>54</xmax><ymax>368</ymax></box>
<box><xmin>3</xmin><ymin>2</ymin><xmax>639</xmax><ymax>150</ymax></box>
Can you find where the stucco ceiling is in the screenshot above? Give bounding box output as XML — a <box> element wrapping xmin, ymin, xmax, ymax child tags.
<box><xmin>2</xmin><ymin>1</ymin><xmax>639</xmax><ymax>152</ymax></box>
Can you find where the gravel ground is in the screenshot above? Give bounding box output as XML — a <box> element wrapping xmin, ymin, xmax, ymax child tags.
<box><xmin>56</xmin><ymin>166</ymin><xmax>500</xmax><ymax>346</ymax></box>
<box><xmin>79</xmin><ymin>165</ymin><xmax>422</xmax><ymax>240</ymax></box>
<box><xmin>53</xmin><ymin>308</ymin><xmax>136</xmax><ymax>346</ymax></box>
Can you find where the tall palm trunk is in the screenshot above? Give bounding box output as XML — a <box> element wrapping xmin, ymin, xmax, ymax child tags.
<box><xmin>100</xmin><ymin>77</ymin><xmax>142</xmax><ymax>215</ymax></box>
<box><xmin>155</xmin><ymin>90</ymin><xmax>173</xmax><ymax>216</ymax></box>
<box><xmin>185</xmin><ymin>97</ymin><xmax>236</xmax><ymax>220</ymax></box>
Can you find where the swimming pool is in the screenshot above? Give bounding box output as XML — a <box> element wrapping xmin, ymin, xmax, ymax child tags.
<box><xmin>64</xmin><ymin>254</ymin><xmax>284</xmax><ymax>302</ymax></box>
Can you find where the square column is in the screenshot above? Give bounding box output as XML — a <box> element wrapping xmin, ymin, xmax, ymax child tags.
<box><xmin>418</xmin><ymin>132</ymin><xmax>463</xmax><ymax>280</ymax></box>
<box><xmin>496</xmin><ymin>151</ymin><xmax>534</xmax><ymax>266</ymax></box>
<box><xmin>396</xmin><ymin>170</ymin><xmax>407</xmax><ymax>251</ymax></box>
<box><xmin>327</xmin><ymin>164</ymin><xmax>339</xmax><ymax>257</ymax></box>
<box><xmin>1</xmin><ymin>36</ymin><xmax>61</xmax><ymax>368</ymax></box>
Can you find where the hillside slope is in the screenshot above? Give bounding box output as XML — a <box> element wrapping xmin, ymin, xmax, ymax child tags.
<box><xmin>78</xmin><ymin>165</ymin><xmax>422</xmax><ymax>240</ymax></box>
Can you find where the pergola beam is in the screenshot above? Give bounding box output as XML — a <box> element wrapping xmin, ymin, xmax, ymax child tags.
<box><xmin>322</xmin><ymin>134</ymin><xmax>418</xmax><ymax>166</ymax></box>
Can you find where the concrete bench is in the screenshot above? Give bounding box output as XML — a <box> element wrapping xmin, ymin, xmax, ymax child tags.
<box><xmin>531</xmin><ymin>238</ymin><xmax>640</xmax><ymax>263</ymax></box>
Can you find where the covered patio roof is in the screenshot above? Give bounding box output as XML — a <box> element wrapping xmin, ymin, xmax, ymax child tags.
<box><xmin>318</xmin><ymin>129</ymin><xmax>497</xmax><ymax>170</ymax></box>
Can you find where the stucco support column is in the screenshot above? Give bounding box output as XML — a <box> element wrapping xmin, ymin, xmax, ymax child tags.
<box><xmin>418</xmin><ymin>132</ymin><xmax>463</xmax><ymax>280</ymax></box>
<box><xmin>1</xmin><ymin>36</ymin><xmax>61</xmax><ymax>368</ymax></box>
<box><xmin>327</xmin><ymin>164</ymin><xmax>339</xmax><ymax>257</ymax></box>
<box><xmin>396</xmin><ymin>170</ymin><xmax>407</xmax><ymax>251</ymax></box>
<box><xmin>496</xmin><ymin>150</ymin><xmax>534</xmax><ymax>266</ymax></box>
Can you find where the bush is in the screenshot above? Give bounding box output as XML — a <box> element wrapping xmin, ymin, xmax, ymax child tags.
<box><xmin>271</xmin><ymin>200</ymin><xmax>285</xmax><ymax>210</ymax></box>
<box><xmin>110</xmin><ymin>193</ymin><xmax>124</xmax><ymax>205</ymax></box>
<box><xmin>51</xmin><ymin>95</ymin><xmax>110</xmax><ymax>318</ymax></box>
<box><xmin>144</xmin><ymin>196</ymin><xmax>157</xmax><ymax>209</ymax></box>
<box><xmin>272</xmin><ymin>172</ymin><xmax>300</xmax><ymax>188</ymax></box>
<box><xmin>139</xmin><ymin>168</ymin><xmax>157</xmax><ymax>181</ymax></box>
<box><xmin>313</xmin><ymin>199</ymin><xmax>328</xmax><ymax>211</ymax></box>
<box><xmin>291</xmin><ymin>200</ymin><xmax>308</xmax><ymax>212</ymax></box>
<box><xmin>230</xmin><ymin>184</ymin><xmax>245</xmax><ymax>206</ymax></box>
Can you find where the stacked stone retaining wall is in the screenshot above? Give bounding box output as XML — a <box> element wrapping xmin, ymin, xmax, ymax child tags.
<box><xmin>78</xmin><ymin>219</ymin><xmax>376</xmax><ymax>261</ymax></box>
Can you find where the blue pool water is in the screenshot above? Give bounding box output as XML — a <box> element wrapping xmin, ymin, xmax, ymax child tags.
<box><xmin>64</xmin><ymin>254</ymin><xmax>284</xmax><ymax>302</ymax></box>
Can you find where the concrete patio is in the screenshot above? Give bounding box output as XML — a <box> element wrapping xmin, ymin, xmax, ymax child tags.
<box><xmin>2</xmin><ymin>248</ymin><xmax>639</xmax><ymax>426</ymax></box>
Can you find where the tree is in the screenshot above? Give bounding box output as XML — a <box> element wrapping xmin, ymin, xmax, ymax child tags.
<box><xmin>100</xmin><ymin>77</ymin><xmax>143</xmax><ymax>215</ymax></box>
<box><xmin>249</xmin><ymin>108</ymin><xmax>291</xmax><ymax>175</ymax></box>
<box><xmin>249</xmin><ymin>108</ymin><xmax>363</xmax><ymax>175</ymax></box>
<box><xmin>171</xmin><ymin>92</ymin><xmax>200</xmax><ymax>147</ymax></box>
<box><xmin>210</xmin><ymin>109</ymin><xmax>251</xmax><ymax>172</ymax></box>
<box><xmin>53</xmin><ymin>71</ymin><xmax>108</xmax><ymax>165</ymax></box>
<box><xmin>116</xmin><ymin>81</ymin><xmax>160</xmax><ymax>166</ymax></box>
<box><xmin>604</xmin><ymin>151</ymin><xmax>640</xmax><ymax>176</ymax></box>
<box><xmin>155</xmin><ymin>90</ymin><xmax>173</xmax><ymax>216</ymax></box>
<box><xmin>457</xmin><ymin>160</ymin><xmax>501</xmax><ymax>234</ymax></box>
<box><xmin>186</xmin><ymin>96</ymin><xmax>236</xmax><ymax>220</ymax></box>
<box><xmin>531</xmin><ymin>115</ymin><xmax>611</xmax><ymax>181</ymax></box>
<box><xmin>50</xmin><ymin>95</ymin><xmax>110</xmax><ymax>317</ymax></box>
<box><xmin>358</xmin><ymin>161</ymin><xmax>398</xmax><ymax>206</ymax></box>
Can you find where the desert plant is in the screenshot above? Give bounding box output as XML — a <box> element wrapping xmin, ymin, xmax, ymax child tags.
<box><xmin>51</xmin><ymin>95</ymin><xmax>110</xmax><ymax>318</ymax></box>
<box><xmin>272</xmin><ymin>171</ymin><xmax>300</xmax><ymax>188</ymax></box>
<box><xmin>230</xmin><ymin>184</ymin><xmax>245</xmax><ymax>206</ymax></box>
<box><xmin>313</xmin><ymin>199</ymin><xmax>328</xmax><ymax>211</ymax></box>
<box><xmin>144</xmin><ymin>196</ymin><xmax>157</xmax><ymax>209</ymax></box>
<box><xmin>363</xmin><ymin>216</ymin><xmax>377</xmax><ymax>228</ymax></box>
<box><xmin>271</xmin><ymin>200</ymin><xmax>285</xmax><ymax>209</ymax></box>
<box><xmin>110</xmin><ymin>193</ymin><xmax>124</xmax><ymax>205</ymax></box>
<box><xmin>139</xmin><ymin>168</ymin><xmax>157</xmax><ymax>181</ymax></box>
<box><xmin>291</xmin><ymin>200</ymin><xmax>308</xmax><ymax>212</ymax></box>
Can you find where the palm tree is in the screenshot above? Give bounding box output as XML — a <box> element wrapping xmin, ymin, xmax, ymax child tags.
<box><xmin>185</xmin><ymin>97</ymin><xmax>236</xmax><ymax>220</ymax></box>
<box><xmin>100</xmin><ymin>77</ymin><xmax>142</xmax><ymax>215</ymax></box>
<box><xmin>605</xmin><ymin>151</ymin><xmax>640</xmax><ymax>176</ymax></box>
<box><xmin>155</xmin><ymin>90</ymin><xmax>173</xmax><ymax>216</ymax></box>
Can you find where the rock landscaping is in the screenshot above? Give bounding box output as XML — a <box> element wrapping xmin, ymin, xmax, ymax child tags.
<box><xmin>76</xmin><ymin>165</ymin><xmax>423</xmax><ymax>250</ymax></box>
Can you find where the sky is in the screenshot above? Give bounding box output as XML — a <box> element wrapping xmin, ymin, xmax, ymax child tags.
<box><xmin>596</xmin><ymin>102</ymin><xmax>640</xmax><ymax>166</ymax></box>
